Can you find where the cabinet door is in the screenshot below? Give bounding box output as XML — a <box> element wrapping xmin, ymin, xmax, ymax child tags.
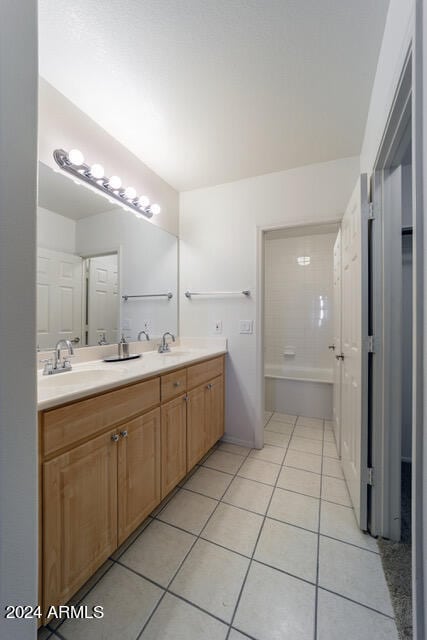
<box><xmin>187</xmin><ymin>384</ymin><xmax>206</xmax><ymax>470</ymax></box>
<box><xmin>161</xmin><ymin>395</ymin><xmax>187</xmax><ymax>498</ymax></box>
<box><xmin>205</xmin><ymin>375</ymin><xmax>224</xmax><ymax>449</ymax></box>
<box><xmin>43</xmin><ymin>431</ymin><xmax>118</xmax><ymax>610</ymax></box>
<box><xmin>118</xmin><ymin>408</ymin><xmax>161</xmax><ymax>545</ymax></box>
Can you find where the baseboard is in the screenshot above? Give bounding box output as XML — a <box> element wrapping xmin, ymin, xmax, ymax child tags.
<box><xmin>221</xmin><ymin>435</ymin><xmax>255</xmax><ymax>449</ymax></box>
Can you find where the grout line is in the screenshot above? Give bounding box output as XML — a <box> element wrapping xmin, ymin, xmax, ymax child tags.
<box><xmin>224</xmin><ymin>415</ymin><xmax>299</xmax><ymax>640</ymax></box>
<box><xmin>313</xmin><ymin>419</ymin><xmax>326</xmax><ymax>640</ymax></box>
<box><xmin>317</xmin><ymin>586</ymin><xmax>396</xmax><ymax>620</ymax></box>
<box><xmin>134</xmin><ymin>444</ymin><xmax>253</xmax><ymax>638</ymax></box>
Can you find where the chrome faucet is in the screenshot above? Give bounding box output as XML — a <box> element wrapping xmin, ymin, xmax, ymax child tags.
<box><xmin>138</xmin><ymin>330</ymin><xmax>150</xmax><ymax>341</ymax></box>
<box><xmin>41</xmin><ymin>339</ymin><xmax>74</xmax><ymax>375</ymax></box>
<box><xmin>158</xmin><ymin>331</ymin><xmax>175</xmax><ymax>353</ymax></box>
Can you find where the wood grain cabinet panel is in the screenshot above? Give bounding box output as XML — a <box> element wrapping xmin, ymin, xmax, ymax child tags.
<box><xmin>43</xmin><ymin>431</ymin><xmax>118</xmax><ymax>611</ymax></box>
<box><xmin>186</xmin><ymin>384</ymin><xmax>207</xmax><ymax>470</ymax></box>
<box><xmin>161</xmin><ymin>369</ymin><xmax>187</xmax><ymax>403</ymax></box>
<box><xmin>161</xmin><ymin>395</ymin><xmax>187</xmax><ymax>498</ymax></box>
<box><xmin>118</xmin><ymin>408</ymin><xmax>161</xmax><ymax>545</ymax></box>
<box><xmin>42</xmin><ymin>377</ymin><xmax>160</xmax><ymax>457</ymax></box>
<box><xmin>187</xmin><ymin>356</ymin><xmax>224</xmax><ymax>390</ymax></box>
<box><xmin>205</xmin><ymin>376</ymin><xmax>225</xmax><ymax>450</ymax></box>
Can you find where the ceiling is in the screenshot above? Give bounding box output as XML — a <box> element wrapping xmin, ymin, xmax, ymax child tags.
<box><xmin>38</xmin><ymin>162</ymin><xmax>113</xmax><ymax>219</ymax></box>
<box><xmin>39</xmin><ymin>0</ymin><xmax>390</xmax><ymax>192</ymax></box>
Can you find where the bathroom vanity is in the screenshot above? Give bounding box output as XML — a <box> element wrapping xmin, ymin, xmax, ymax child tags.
<box><xmin>37</xmin><ymin>345</ymin><xmax>226</xmax><ymax>620</ymax></box>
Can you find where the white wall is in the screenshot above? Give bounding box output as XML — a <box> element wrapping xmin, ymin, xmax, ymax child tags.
<box><xmin>179</xmin><ymin>156</ymin><xmax>360</xmax><ymax>446</ymax></box>
<box><xmin>37</xmin><ymin>206</ymin><xmax>76</xmax><ymax>253</ymax></box>
<box><xmin>264</xmin><ymin>230</ymin><xmax>335</xmax><ymax>372</ymax></box>
<box><xmin>39</xmin><ymin>78</ymin><xmax>179</xmax><ymax>236</ymax></box>
<box><xmin>76</xmin><ymin>209</ymin><xmax>178</xmax><ymax>341</ymax></box>
<box><xmin>0</xmin><ymin>3</ymin><xmax>38</xmax><ymax>640</ymax></box>
<box><xmin>361</xmin><ymin>0</ymin><xmax>415</xmax><ymax>173</ymax></box>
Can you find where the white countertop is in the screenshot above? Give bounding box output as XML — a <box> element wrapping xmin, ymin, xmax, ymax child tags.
<box><xmin>37</xmin><ymin>340</ymin><xmax>227</xmax><ymax>410</ymax></box>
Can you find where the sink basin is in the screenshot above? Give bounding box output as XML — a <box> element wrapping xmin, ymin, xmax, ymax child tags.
<box><xmin>38</xmin><ymin>367</ymin><xmax>126</xmax><ymax>392</ymax></box>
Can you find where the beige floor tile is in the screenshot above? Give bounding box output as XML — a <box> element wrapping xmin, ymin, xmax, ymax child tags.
<box><xmin>285</xmin><ymin>450</ymin><xmax>322</xmax><ymax>474</ymax></box>
<box><xmin>268</xmin><ymin>487</ymin><xmax>319</xmax><ymax>532</ymax></box>
<box><xmin>217</xmin><ymin>442</ymin><xmax>252</xmax><ymax>456</ymax></box>
<box><xmin>203</xmin><ymin>450</ymin><xmax>245</xmax><ymax>474</ymax></box>
<box><xmin>202</xmin><ymin>503</ymin><xmax>263</xmax><ymax>556</ymax></box>
<box><xmin>264</xmin><ymin>411</ymin><xmax>273</xmax><ymax>423</ymax></box>
<box><xmin>233</xmin><ymin>562</ymin><xmax>315</xmax><ymax>640</ymax></box>
<box><xmin>184</xmin><ymin>466</ymin><xmax>233</xmax><ymax>499</ymax></box>
<box><xmin>289</xmin><ymin>436</ymin><xmax>323</xmax><ymax>455</ymax></box>
<box><xmin>255</xmin><ymin>518</ymin><xmax>318</xmax><ymax>582</ymax></box>
<box><xmin>277</xmin><ymin>466</ymin><xmax>321</xmax><ymax>498</ymax></box>
<box><xmin>265</xmin><ymin>420</ymin><xmax>294</xmax><ymax>435</ymax></box>
<box><xmin>323</xmin><ymin>430</ymin><xmax>336</xmax><ymax>443</ymax></box>
<box><xmin>38</xmin><ymin>627</ymin><xmax>53</xmax><ymax>640</ymax></box>
<box><xmin>322</xmin><ymin>476</ymin><xmax>352</xmax><ymax>507</ymax></box>
<box><xmin>323</xmin><ymin>441</ymin><xmax>339</xmax><ymax>459</ymax></box>
<box><xmin>272</xmin><ymin>412</ymin><xmax>297</xmax><ymax>424</ymax></box>
<box><xmin>263</xmin><ymin>430</ymin><xmax>290</xmax><ymax>447</ymax></box>
<box><xmin>222</xmin><ymin>476</ymin><xmax>273</xmax><ymax>515</ymax></box>
<box><xmin>249</xmin><ymin>444</ymin><xmax>285</xmax><ymax>464</ymax></box>
<box><xmin>322</xmin><ymin>457</ymin><xmax>344</xmax><ymax>479</ymax></box>
<box><xmin>141</xmin><ymin>593</ymin><xmax>228</xmax><ymax>640</ymax></box>
<box><xmin>111</xmin><ymin>518</ymin><xmax>152</xmax><ymax>560</ymax></box>
<box><xmin>320</xmin><ymin>501</ymin><xmax>378</xmax><ymax>552</ymax></box>
<box><xmin>120</xmin><ymin>520</ymin><xmax>195</xmax><ymax>586</ymax></box>
<box><xmin>238</xmin><ymin>458</ymin><xmax>281</xmax><ymax>486</ymax></box>
<box><xmin>150</xmin><ymin>488</ymin><xmax>179</xmax><ymax>517</ymax></box>
<box><xmin>170</xmin><ymin>539</ymin><xmax>249</xmax><ymax>623</ymax></box>
<box><xmin>294</xmin><ymin>425</ymin><xmax>324</xmax><ymax>441</ymax></box>
<box><xmin>317</xmin><ymin>589</ymin><xmax>398</xmax><ymax>640</ymax></box>
<box><xmin>59</xmin><ymin>564</ymin><xmax>163</xmax><ymax>640</ymax></box>
<box><xmin>318</xmin><ymin>537</ymin><xmax>394</xmax><ymax>616</ymax></box>
<box><xmin>324</xmin><ymin>420</ymin><xmax>334</xmax><ymax>430</ymax></box>
<box><xmin>296</xmin><ymin>416</ymin><xmax>324</xmax><ymax>428</ymax></box>
<box><xmin>228</xmin><ymin>630</ymin><xmax>251</xmax><ymax>640</ymax></box>
<box><xmin>158</xmin><ymin>489</ymin><xmax>217</xmax><ymax>534</ymax></box>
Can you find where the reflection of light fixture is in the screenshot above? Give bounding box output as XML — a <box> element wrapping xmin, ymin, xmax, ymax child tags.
<box><xmin>297</xmin><ymin>256</ymin><xmax>311</xmax><ymax>266</ymax></box>
<box><xmin>53</xmin><ymin>148</ymin><xmax>161</xmax><ymax>221</ymax></box>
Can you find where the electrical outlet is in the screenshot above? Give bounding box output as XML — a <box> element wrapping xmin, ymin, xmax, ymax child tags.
<box><xmin>214</xmin><ymin>320</ymin><xmax>223</xmax><ymax>334</ymax></box>
<box><xmin>239</xmin><ymin>320</ymin><xmax>253</xmax><ymax>334</ymax></box>
<box><xmin>143</xmin><ymin>320</ymin><xmax>151</xmax><ymax>331</ymax></box>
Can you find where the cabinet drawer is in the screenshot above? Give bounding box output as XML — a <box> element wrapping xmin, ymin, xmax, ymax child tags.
<box><xmin>161</xmin><ymin>368</ymin><xmax>187</xmax><ymax>402</ymax></box>
<box><xmin>187</xmin><ymin>356</ymin><xmax>224</xmax><ymax>390</ymax></box>
<box><xmin>42</xmin><ymin>377</ymin><xmax>160</xmax><ymax>457</ymax></box>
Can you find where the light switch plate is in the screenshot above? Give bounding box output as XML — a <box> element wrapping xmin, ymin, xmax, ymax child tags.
<box><xmin>122</xmin><ymin>317</ymin><xmax>131</xmax><ymax>330</ymax></box>
<box><xmin>239</xmin><ymin>320</ymin><xmax>253</xmax><ymax>334</ymax></box>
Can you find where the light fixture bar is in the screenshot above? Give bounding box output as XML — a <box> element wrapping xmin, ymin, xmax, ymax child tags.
<box><xmin>53</xmin><ymin>149</ymin><xmax>161</xmax><ymax>220</ymax></box>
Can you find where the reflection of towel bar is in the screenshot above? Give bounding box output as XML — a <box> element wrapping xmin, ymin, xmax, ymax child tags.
<box><xmin>185</xmin><ymin>290</ymin><xmax>250</xmax><ymax>298</ymax></box>
<box><xmin>122</xmin><ymin>292</ymin><xmax>173</xmax><ymax>301</ymax></box>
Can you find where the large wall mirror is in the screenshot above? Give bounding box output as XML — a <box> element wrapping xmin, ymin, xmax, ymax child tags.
<box><xmin>37</xmin><ymin>162</ymin><xmax>178</xmax><ymax>349</ymax></box>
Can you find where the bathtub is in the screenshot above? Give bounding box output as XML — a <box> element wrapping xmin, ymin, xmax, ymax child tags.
<box><xmin>265</xmin><ymin>364</ymin><xmax>333</xmax><ymax>419</ymax></box>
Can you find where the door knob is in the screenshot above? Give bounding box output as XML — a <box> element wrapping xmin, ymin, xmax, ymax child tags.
<box><xmin>120</xmin><ymin>430</ymin><xmax>128</xmax><ymax>438</ymax></box>
<box><xmin>111</xmin><ymin>434</ymin><xmax>120</xmax><ymax>443</ymax></box>
<box><xmin>173</xmin><ymin>381</ymin><xmax>182</xmax><ymax>387</ymax></box>
<box><xmin>336</xmin><ymin>353</ymin><xmax>345</xmax><ymax>361</ymax></box>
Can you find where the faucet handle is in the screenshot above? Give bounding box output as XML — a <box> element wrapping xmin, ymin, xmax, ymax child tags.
<box><xmin>40</xmin><ymin>358</ymin><xmax>53</xmax><ymax>375</ymax></box>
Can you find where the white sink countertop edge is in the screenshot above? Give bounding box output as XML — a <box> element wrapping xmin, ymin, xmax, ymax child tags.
<box><xmin>38</xmin><ymin>341</ymin><xmax>227</xmax><ymax>411</ymax></box>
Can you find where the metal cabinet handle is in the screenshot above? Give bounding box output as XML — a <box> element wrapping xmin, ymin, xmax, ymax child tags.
<box><xmin>173</xmin><ymin>381</ymin><xmax>182</xmax><ymax>387</ymax></box>
<box><xmin>336</xmin><ymin>353</ymin><xmax>345</xmax><ymax>361</ymax></box>
<box><xmin>111</xmin><ymin>434</ymin><xmax>120</xmax><ymax>443</ymax></box>
<box><xmin>184</xmin><ymin>395</ymin><xmax>189</xmax><ymax>403</ymax></box>
<box><xmin>120</xmin><ymin>430</ymin><xmax>128</xmax><ymax>438</ymax></box>
<box><xmin>206</xmin><ymin>383</ymin><xmax>213</xmax><ymax>390</ymax></box>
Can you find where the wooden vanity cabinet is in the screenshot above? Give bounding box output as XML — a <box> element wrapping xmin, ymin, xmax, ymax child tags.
<box><xmin>40</xmin><ymin>354</ymin><xmax>225</xmax><ymax>618</ymax></box>
<box><xmin>161</xmin><ymin>394</ymin><xmax>188</xmax><ymax>498</ymax></box>
<box><xmin>43</xmin><ymin>430</ymin><xmax>118</xmax><ymax>610</ymax></box>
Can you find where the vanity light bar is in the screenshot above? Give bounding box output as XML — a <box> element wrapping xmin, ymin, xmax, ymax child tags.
<box><xmin>53</xmin><ymin>149</ymin><xmax>161</xmax><ymax>220</ymax></box>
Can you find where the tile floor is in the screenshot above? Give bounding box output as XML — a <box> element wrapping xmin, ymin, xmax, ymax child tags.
<box><xmin>39</xmin><ymin>412</ymin><xmax>399</xmax><ymax>640</ymax></box>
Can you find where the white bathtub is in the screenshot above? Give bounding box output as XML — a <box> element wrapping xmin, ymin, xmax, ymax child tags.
<box><xmin>265</xmin><ymin>364</ymin><xmax>333</xmax><ymax>419</ymax></box>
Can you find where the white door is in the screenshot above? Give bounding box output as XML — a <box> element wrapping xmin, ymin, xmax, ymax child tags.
<box><xmin>87</xmin><ymin>254</ymin><xmax>119</xmax><ymax>345</ymax></box>
<box><xmin>340</xmin><ymin>174</ymin><xmax>369</xmax><ymax>529</ymax></box>
<box><xmin>332</xmin><ymin>229</ymin><xmax>342</xmax><ymax>456</ymax></box>
<box><xmin>37</xmin><ymin>248</ymin><xmax>83</xmax><ymax>350</ymax></box>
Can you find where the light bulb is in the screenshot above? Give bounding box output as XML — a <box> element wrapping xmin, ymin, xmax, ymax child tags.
<box><xmin>108</xmin><ymin>175</ymin><xmax>122</xmax><ymax>190</ymax></box>
<box><xmin>150</xmin><ymin>203</ymin><xmax>161</xmax><ymax>215</ymax></box>
<box><xmin>138</xmin><ymin>195</ymin><xmax>150</xmax><ymax>209</ymax></box>
<box><xmin>68</xmin><ymin>149</ymin><xmax>84</xmax><ymax>165</ymax></box>
<box><xmin>124</xmin><ymin>186</ymin><xmax>136</xmax><ymax>200</ymax></box>
<box><xmin>90</xmin><ymin>163</ymin><xmax>104</xmax><ymax>179</ymax></box>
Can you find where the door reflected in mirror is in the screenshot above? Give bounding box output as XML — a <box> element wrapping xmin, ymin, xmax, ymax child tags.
<box><xmin>37</xmin><ymin>161</ymin><xmax>178</xmax><ymax>349</ymax></box>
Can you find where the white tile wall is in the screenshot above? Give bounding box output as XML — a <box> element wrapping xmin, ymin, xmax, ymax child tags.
<box><xmin>264</xmin><ymin>232</ymin><xmax>335</xmax><ymax>371</ymax></box>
